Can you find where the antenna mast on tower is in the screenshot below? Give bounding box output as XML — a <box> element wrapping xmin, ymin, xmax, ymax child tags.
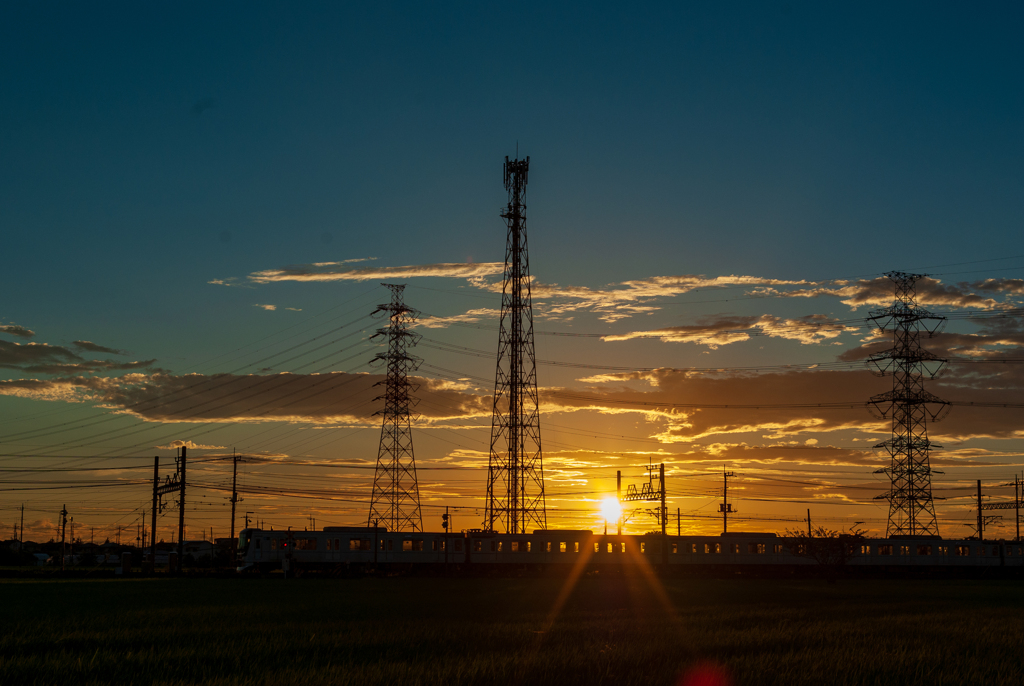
<box><xmin>486</xmin><ymin>155</ymin><xmax>547</xmax><ymax>534</ymax></box>
<box><xmin>868</xmin><ymin>271</ymin><xmax>950</xmax><ymax>537</ymax></box>
<box><xmin>367</xmin><ymin>284</ymin><xmax>423</xmax><ymax>532</ymax></box>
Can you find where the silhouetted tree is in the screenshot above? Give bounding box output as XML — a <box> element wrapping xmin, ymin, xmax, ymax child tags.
<box><xmin>784</xmin><ymin>526</ymin><xmax>866</xmax><ymax>583</ymax></box>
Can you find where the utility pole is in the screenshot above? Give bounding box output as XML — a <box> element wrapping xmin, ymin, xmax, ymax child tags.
<box><xmin>19</xmin><ymin>504</ymin><xmax>23</xmax><ymax>546</ymax></box>
<box><xmin>719</xmin><ymin>471</ymin><xmax>736</xmax><ymax>533</ymax></box>
<box><xmin>807</xmin><ymin>509</ymin><xmax>812</xmax><ymax>537</ymax></box>
<box><xmin>677</xmin><ymin>507</ymin><xmax>681</xmax><ymax>537</ymax></box>
<box><xmin>660</xmin><ymin>463</ymin><xmax>667</xmax><ymax>567</ymax></box>
<box><xmin>230</xmin><ymin>451</ymin><xmax>239</xmax><ymax>542</ymax></box>
<box><xmin>1017</xmin><ymin>474</ymin><xmax>1021</xmax><ymax>543</ymax></box>
<box><xmin>59</xmin><ymin>505</ymin><xmax>67</xmax><ymax>572</ymax></box>
<box><xmin>616</xmin><ymin>470</ymin><xmax>622</xmax><ymax>535</ymax></box>
<box><xmin>977</xmin><ymin>479</ymin><xmax>984</xmax><ymax>540</ymax></box>
<box><xmin>177</xmin><ymin>446</ymin><xmax>186</xmax><ymax>573</ymax></box>
<box><xmin>150</xmin><ymin>456</ymin><xmax>159</xmax><ymax>568</ymax></box>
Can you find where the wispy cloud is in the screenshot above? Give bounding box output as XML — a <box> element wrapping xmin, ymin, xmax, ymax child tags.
<box><xmin>254</xmin><ymin>304</ymin><xmax>277</xmax><ymax>311</ymax></box>
<box><xmin>418</xmin><ymin>308</ymin><xmax>500</xmax><ymax>329</ymax></box>
<box><xmin>73</xmin><ymin>340</ymin><xmax>127</xmax><ymax>355</ymax></box>
<box><xmin>603</xmin><ymin>314</ymin><xmax>856</xmax><ymax>348</ymax></box>
<box><xmin>0</xmin><ymin>340</ymin><xmax>153</xmax><ymax>375</ymax></box>
<box><xmin>246</xmin><ymin>262</ymin><xmax>504</xmax><ymax>284</ymax></box>
<box><xmin>0</xmin><ymin>324</ymin><xmax>35</xmax><ymax>339</ymax></box>
<box><xmin>469</xmin><ymin>274</ymin><xmax>818</xmax><ymax>322</ymax></box>
<box><xmin>155</xmin><ymin>439</ymin><xmax>226</xmax><ymax>450</ymax></box>
<box><xmin>771</xmin><ymin>276</ymin><xmax>1017</xmax><ymax>310</ymax></box>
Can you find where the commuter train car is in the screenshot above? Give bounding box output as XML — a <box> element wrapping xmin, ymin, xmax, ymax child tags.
<box><xmin>237</xmin><ymin>526</ymin><xmax>1024</xmax><ymax>574</ymax></box>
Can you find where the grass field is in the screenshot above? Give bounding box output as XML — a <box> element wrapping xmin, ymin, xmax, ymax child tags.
<box><xmin>2</xmin><ymin>574</ymin><xmax>1023</xmax><ymax>685</ymax></box>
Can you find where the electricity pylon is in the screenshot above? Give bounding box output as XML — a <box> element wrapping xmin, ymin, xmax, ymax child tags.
<box><xmin>486</xmin><ymin>155</ymin><xmax>547</xmax><ymax>534</ymax></box>
<box><xmin>367</xmin><ymin>284</ymin><xmax>423</xmax><ymax>532</ymax></box>
<box><xmin>868</xmin><ymin>271</ymin><xmax>950</xmax><ymax>537</ymax></box>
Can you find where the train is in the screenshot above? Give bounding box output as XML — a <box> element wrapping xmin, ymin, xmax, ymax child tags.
<box><xmin>236</xmin><ymin>526</ymin><xmax>1024</xmax><ymax>575</ymax></box>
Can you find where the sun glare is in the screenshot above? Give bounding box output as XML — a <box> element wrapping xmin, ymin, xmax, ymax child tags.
<box><xmin>600</xmin><ymin>496</ymin><xmax>622</xmax><ymax>522</ymax></box>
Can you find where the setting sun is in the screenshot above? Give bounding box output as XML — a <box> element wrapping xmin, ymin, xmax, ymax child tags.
<box><xmin>600</xmin><ymin>497</ymin><xmax>622</xmax><ymax>523</ymax></box>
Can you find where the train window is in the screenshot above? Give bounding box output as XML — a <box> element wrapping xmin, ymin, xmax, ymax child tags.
<box><xmin>704</xmin><ymin>543</ymin><xmax>711</xmax><ymax>554</ymax></box>
<box><xmin>454</xmin><ymin>540</ymin><xmax>462</xmax><ymax>551</ymax></box>
<box><xmin>326</xmin><ymin>539</ymin><xmax>331</xmax><ymax>551</ymax></box>
<box><xmin>715</xmin><ymin>544</ymin><xmax>721</xmax><ymax>554</ymax></box>
<box><xmin>774</xmin><ymin>544</ymin><xmax>783</xmax><ymax>554</ymax></box>
<box><xmin>731</xmin><ymin>544</ymin><xmax>740</xmax><ymax>554</ymax></box>
<box><xmin>296</xmin><ymin>538</ymin><xmax>317</xmax><ymax>551</ymax></box>
<box><xmin>917</xmin><ymin>545</ymin><xmax>932</xmax><ymax>556</ymax></box>
<box><xmin>691</xmin><ymin>544</ymin><xmax>698</xmax><ymax>554</ymax></box>
<box><xmin>956</xmin><ymin>545</ymin><xmax>968</xmax><ymax>556</ymax></box>
<box><xmin>594</xmin><ymin>542</ymin><xmax>600</xmax><ymax>553</ymax></box>
<box><xmin>526</xmin><ymin>541</ymin><xmax>532</xmax><ymax>552</ymax></box>
<box><xmin>859</xmin><ymin>545</ymin><xmax>870</xmax><ymax>555</ymax></box>
<box><xmin>474</xmin><ymin>541</ymin><xmax>482</xmax><ymax>552</ymax></box>
<box><xmin>413</xmin><ymin>540</ymin><xmax>424</xmax><ymax>551</ymax></box>
<box><xmin>559</xmin><ymin>542</ymin><xmax>566</xmax><ymax>553</ymax></box>
<box><xmin>349</xmin><ymin>539</ymin><xmax>360</xmax><ymax>551</ymax></box>
<box><xmin>335</xmin><ymin>539</ymin><xmax>340</xmax><ymax>551</ymax></box>
<box><xmin>545</xmin><ymin>542</ymin><xmax>551</xmax><ymax>552</ymax></box>
<box><xmin>511</xmin><ymin>541</ymin><xmax>519</xmax><ymax>552</ymax></box>
<box><xmin>878</xmin><ymin>545</ymin><xmax>892</xmax><ymax>555</ymax></box>
<box><xmin>387</xmin><ymin>540</ymin><xmax>393</xmax><ymax>551</ymax></box>
<box><xmin>497</xmin><ymin>541</ymin><xmax>503</xmax><ymax>552</ymax></box>
<box><xmin>605</xmin><ymin>543</ymin><xmax>612</xmax><ymax>553</ymax></box>
<box><xmin>672</xmin><ymin>543</ymin><xmax>678</xmax><ymax>554</ymax></box>
<box><xmin>432</xmin><ymin>540</ymin><xmax>438</xmax><ymax>551</ymax></box>
<box><xmin>574</xmin><ymin>542</ymin><xmax>580</xmax><ymax>553</ymax></box>
<box><xmin>641</xmin><ymin>542</ymin><xmax>646</xmax><ymax>554</ymax></box>
<box><xmin>749</xmin><ymin>543</ymin><xmax>765</xmax><ymax>554</ymax></box>
<box><xmin>270</xmin><ymin>539</ymin><xmax>276</xmax><ymax>550</ymax></box>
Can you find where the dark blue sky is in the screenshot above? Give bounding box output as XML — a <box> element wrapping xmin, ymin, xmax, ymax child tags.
<box><xmin>2</xmin><ymin>2</ymin><xmax>1024</xmax><ymax>536</ymax></box>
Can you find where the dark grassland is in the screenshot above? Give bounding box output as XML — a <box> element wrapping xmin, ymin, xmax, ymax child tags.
<box><xmin>1</xmin><ymin>576</ymin><xmax>1022</xmax><ymax>685</ymax></box>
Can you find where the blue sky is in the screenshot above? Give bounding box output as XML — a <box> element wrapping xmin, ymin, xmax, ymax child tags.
<box><xmin>2</xmin><ymin>2</ymin><xmax>1023</xmax><ymax>540</ymax></box>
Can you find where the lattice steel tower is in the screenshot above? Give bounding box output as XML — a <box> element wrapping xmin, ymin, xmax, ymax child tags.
<box><xmin>367</xmin><ymin>284</ymin><xmax>423</xmax><ymax>532</ymax></box>
<box><xmin>868</xmin><ymin>272</ymin><xmax>950</xmax><ymax>537</ymax></box>
<box><xmin>486</xmin><ymin>155</ymin><xmax>547</xmax><ymax>534</ymax></box>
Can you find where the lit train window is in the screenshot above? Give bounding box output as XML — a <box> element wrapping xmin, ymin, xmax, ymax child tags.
<box><xmin>641</xmin><ymin>542</ymin><xmax>646</xmax><ymax>554</ymax></box>
<box><xmin>526</xmin><ymin>541</ymin><xmax>531</xmax><ymax>552</ymax></box>
<box><xmin>574</xmin><ymin>542</ymin><xmax>580</xmax><ymax>553</ymax></box>
<box><xmin>956</xmin><ymin>545</ymin><xmax>969</xmax><ymax>556</ymax></box>
<box><xmin>546</xmin><ymin>542</ymin><xmax>552</xmax><ymax>552</ymax></box>
<box><xmin>691</xmin><ymin>544</ymin><xmax>698</xmax><ymax>554</ymax></box>
<box><xmin>731</xmin><ymin>544</ymin><xmax>740</xmax><ymax>554</ymax></box>
<box><xmin>606</xmin><ymin>543</ymin><xmax>612</xmax><ymax>553</ymax></box>
<box><xmin>511</xmin><ymin>541</ymin><xmax>519</xmax><ymax>552</ymax></box>
<box><xmin>619</xmin><ymin>543</ymin><xmax>625</xmax><ymax>553</ymax></box>
<box><xmin>594</xmin><ymin>542</ymin><xmax>600</xmax><ymax>553</ymax></box>
<box><xmin>497</xmin><ymin>542</ymin><xmax>503</xmax><ymax>552</ymax></box>
<box><xmin>474</xmin><ymin>541</ymin><xmax>482</xmax><ymax>552</ymax></box>
<box><xmin>559</xmin><ymin>542</ymin><xmax>566</xmax><ymax>552</ymax></box>
<box><xmin>672</xmin><ymin>543</ymin><xmax>678</xmax><ymax>554</ymax></box>
<box><xmin>704</xmin><ymin>543</ymin><xmax>711</xmax><ymax>554</ymax></box>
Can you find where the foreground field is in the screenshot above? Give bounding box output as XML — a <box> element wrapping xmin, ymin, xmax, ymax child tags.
<box><xmin>1</xmin><ymin>575</ymin><xmax>1022</xmax><ymax>685</ymax></box>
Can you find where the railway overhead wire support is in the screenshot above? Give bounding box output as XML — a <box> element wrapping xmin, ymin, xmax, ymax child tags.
<box><xmin>367</xmin><ymin>284</ymin><xmax>424</xmax><ymax>533</ymax></box>
<box><xmin>486</xmin><ymin>155</ymin><xmax>547</xmax><ymax>534</ymax></box>
<box><xmin>868</xmin><ymin>272</ymin><xmax>950</xmax><ymax>537</ymax></box>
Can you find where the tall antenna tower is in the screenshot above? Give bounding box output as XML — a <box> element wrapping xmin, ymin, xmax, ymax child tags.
<box><xmin>367</xmin><ymin>283</ymin><xmax>423</xmax><ymax>532</ymax></box>
<box><xmin>868</xmin><ymin>271</ymin><xmax>950</xmax><ymax>537</ymax></box>
<box><xmin>486</xmin><ymin>155</ymin><xmax>547</xmax><ymax>534</ymax></box>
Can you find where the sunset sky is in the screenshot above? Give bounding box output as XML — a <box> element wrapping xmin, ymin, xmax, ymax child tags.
<box><xmin>2</xmin><ymin>2</ymin><xmax>1024</xmax><ymax>543</ymax></box>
